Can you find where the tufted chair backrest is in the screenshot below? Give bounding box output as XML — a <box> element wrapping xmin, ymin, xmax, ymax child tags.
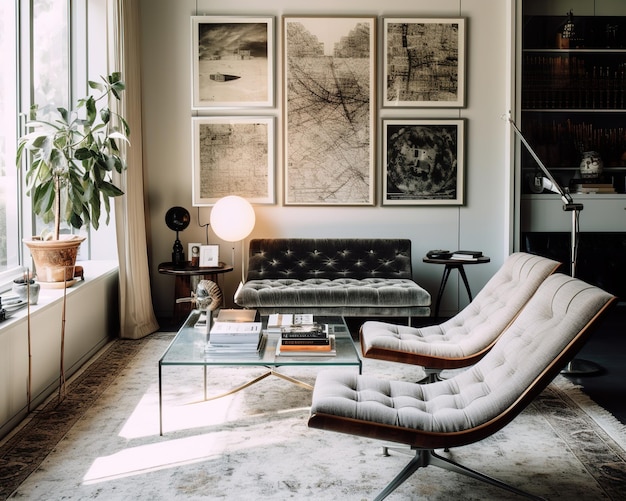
<box><xmin>246</xmin><ymin>239</ymin><xmax>413</xmax><ymax>281</ymax></box>
<box><xmin>422</xmin><ymin>273</ymin><xmax>616</xmax><ymax>434</ymax></box>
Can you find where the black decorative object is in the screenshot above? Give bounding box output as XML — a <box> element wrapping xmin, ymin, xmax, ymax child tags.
<box><xmin>165</xmin><ymin>206</ymin><xmax>191</xmax><ymax>268</ymax></box>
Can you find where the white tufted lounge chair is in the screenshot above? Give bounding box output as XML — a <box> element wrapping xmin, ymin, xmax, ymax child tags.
<box><xmin>360</xmin><ymin>252</ymin><xmax>561</xmax><ymax>382</ymax></box>
<box><xmin>309</xmin><ymin>274</ymin><xmax>616</xmax><ymax>500</ymax></box>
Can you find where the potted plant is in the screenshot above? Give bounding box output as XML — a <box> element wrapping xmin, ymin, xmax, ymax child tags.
<box><xmin>16</xmin><ymin>72</ymin><xmax>129</xmax><ymax>286</ymax></box>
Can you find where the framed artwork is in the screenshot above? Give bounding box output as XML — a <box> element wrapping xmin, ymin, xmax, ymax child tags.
<box><xmin>192</xmin><ymin>116</ymin><xmax>275</xmax><ymax>205</ymax></box>
<box><xmin>382</xmin><ymin>119</ymin><xmax>465</xmax><ymax>205</ymax></box>
<box><xmin>199</xmin><ymin>245</ymin><xmax>220</xmax><ymax>267</ymax></box>
<box><xmin>188</xmin><ymin>242</ymin><xmax>202</xmax><ymax>266</ymax></box>
<box><xmin>283</xmin><ymin>16</ymin><xmax>376</xmax><ymax>205</ymax></box>
<box><xmin>383</xmin><ymin>18</ymin><xmax>465</xmax><ymax>107</ymax></box>
<box><xmin>191</xmin><ymin>16</ymin><xmax>274</xmax><ymax>108</ymax></box>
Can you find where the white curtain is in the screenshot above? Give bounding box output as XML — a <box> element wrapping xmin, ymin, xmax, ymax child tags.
<box><xmin>110</xmin><ymin>0</ymin><xmax>160</xmax><ymax>338</ymax></box>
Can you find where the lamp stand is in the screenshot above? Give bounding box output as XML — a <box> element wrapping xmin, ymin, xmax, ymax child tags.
<box><xmin>507</xmin><ymin>115</ymin><xmax>600</xmax><ymax>376</ymax></box>
<box><xmin>172</xmin><ymin>230</ymin><xmax>185</xmax><ymax>268</ymax></box>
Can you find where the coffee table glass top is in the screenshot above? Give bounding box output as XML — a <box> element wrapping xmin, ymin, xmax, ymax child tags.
<box><xmin>160</xmin><ymin>310</ymin><xmax>361</xmax><ymax>369</ymax></box>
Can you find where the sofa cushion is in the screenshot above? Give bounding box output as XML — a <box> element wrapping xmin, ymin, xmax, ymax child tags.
<box><xmin>236</xmin><ymin>277</ymin><xmax>430</xmax><ymax>308</ymax></box>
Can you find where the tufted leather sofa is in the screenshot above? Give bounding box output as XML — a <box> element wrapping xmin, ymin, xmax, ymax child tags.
<box><xmin>234</xmin><ymin>238</ymin><xmax>431</xmax><ymax>318</ymax></box>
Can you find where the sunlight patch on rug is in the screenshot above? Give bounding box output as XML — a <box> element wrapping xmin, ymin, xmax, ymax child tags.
<box><xmin>84</xmin><ymin>423</ymin><xmax>292</xmax><ymax>484</ymax></box>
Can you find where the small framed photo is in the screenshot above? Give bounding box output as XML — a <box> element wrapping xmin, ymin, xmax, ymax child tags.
<box><xmin>191</xmin><ymin>16</ymin><xmax>274</xmax><ymax>108</ymax></box>
<box><xmin>383</xmin><ymin>119</ymin><xmax>465</xmax><ymax>205</ymax></box>
<box><xmin>383</xmin><ymin>18</ymin><xmax>465</xmax><ymax>107</ymax></box>
<box><xmin>192</xmin><ymin>116</ymin><xmax>275</xmax><ymax>205</ymax></box>
<box><xmin>199</xmin><ymin>245</ymin><xmax>220</xmax><ymax>267</ymax></box>
<box><xmin>188</xmin><ymin>242</ymin><xmax>202</xmax><ymax>266</ymax></box>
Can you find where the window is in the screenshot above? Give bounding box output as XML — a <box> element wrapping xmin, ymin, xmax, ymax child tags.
<box><xmin>0</xmin><ymin>0</ymin><xmax>114</xmax><ymax>290</ymax></box>
<box><xmin>0</xmin><ymin>1</ymin><xmax>20</xmax><ymax>284</ymax></box>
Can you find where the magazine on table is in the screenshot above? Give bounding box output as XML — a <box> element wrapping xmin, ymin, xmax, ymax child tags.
<box><xmin>266</xmin><ymin>313</ymin><xmax>315</xmax><ymax>333</ymax></box>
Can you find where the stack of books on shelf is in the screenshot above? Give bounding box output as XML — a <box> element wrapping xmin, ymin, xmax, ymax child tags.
<box><xmin>570</xmin><ymin>182</ymin><xmax>616</xmax><ymax>194</ymax></box>
<box><xmin>206</xmin><ymin>309</ymin><xmax>264</xmax><ymax>355</ymax></box>
<box><xmin>449</xmin><ymin>250</ymin><xmax>483</xmax><ymax>261</ymax></box>
<box><xmin>276</xmin><ymin>322</ymin><xmax>336</xmax><ymax>357</ymax></box>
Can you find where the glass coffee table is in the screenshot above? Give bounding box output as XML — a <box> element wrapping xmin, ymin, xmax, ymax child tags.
<box><xmin>158</xmin><ymin>310</ymin><xmax>362</xmax><ymax>435</ymax></box>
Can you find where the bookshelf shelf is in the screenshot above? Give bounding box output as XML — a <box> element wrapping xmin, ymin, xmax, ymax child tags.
<box><xmin>520</xmin><ymin>13</ymin><xmax>626</xmax><ymax>195</ymax></box>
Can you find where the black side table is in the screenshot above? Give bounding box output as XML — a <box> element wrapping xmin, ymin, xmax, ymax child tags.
<box><xmin>158</xmin><ymin>262</ymin><xmax>233</xmax><ymax>323</ymax></box>
<box><xmin>423</xmin><ymin>256</ymin><xmax>490</xmax><ymax>317</ymax></box>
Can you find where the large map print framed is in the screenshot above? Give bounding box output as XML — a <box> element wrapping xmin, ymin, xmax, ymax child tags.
<box><xmin>192</xmin><ymin>116</ymin><xmax>275</xmax><ymax>205</ymax></box>
<box><xmin>283</xmin><ymin>17</ymin><xmax>376</xmax><ymax>205</ymax></box>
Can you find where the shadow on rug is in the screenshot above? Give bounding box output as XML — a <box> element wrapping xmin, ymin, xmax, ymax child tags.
<box><xmin>1</xmin><ymin>333</ymin><xmax>626</xmax><ymax>500</ymax></box>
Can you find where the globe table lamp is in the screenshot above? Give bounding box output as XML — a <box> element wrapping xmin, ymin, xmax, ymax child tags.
<box><xmin>210</xmin><ymin>195</ymin><xmax>255</xmax><ymax>283</ymax></box>
<box><xmin>165</xmin><ymin>206</ymin><xmax>191</xmax><ymax>268</ymax></box>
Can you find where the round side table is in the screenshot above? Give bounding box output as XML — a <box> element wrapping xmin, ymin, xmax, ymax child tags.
<box><xmin>423</xmin><ymin>256</ymin><xmax>490</xmax><ymax>317</ymax></box>
<box><xmin>158</xmin><ymin>262</ymin><xmax>233</xmax><ymax>324</ymax></box>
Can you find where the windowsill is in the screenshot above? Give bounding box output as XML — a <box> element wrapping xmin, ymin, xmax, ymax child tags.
<box><xmin>0</xmin><ymin>260</ymin><xmax>119</xmax><ymax>332</ymax></box>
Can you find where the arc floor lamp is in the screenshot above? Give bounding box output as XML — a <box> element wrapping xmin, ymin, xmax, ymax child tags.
<box><xmin>506</xmin><ymin>114</ymin><xmax>600</xmax><ymax>375</ymax></box>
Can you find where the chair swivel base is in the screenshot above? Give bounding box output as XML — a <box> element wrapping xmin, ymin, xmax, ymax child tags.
<box><xmin>416</xmin><ymin>368</ymin><xmax>443</xmax><ymax>384</ymax></box>
<box><xmin>374</xmin><ymin>447</ymin><xmax>545</xmax><ymax>501</ymax></box>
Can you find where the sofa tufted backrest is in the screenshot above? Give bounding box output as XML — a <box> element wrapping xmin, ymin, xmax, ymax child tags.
<box><xmin>246</xmin><ymin>239</ymin><xmax>413</xmax><ymax>281</ymax></box>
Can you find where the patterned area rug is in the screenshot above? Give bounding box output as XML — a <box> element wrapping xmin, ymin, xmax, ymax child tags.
<box><xmin>1</xmin><ymin>333</ymin><xmax>626</xmax><ymax>500</ymax></box>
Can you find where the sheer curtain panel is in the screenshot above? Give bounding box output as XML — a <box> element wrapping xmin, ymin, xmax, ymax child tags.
<box><xmin>111</xmin><ymin>0</ymin><xmax>159</xmax><ymax>338</ymax></box>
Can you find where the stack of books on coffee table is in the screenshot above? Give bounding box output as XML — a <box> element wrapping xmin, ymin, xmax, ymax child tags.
<box><xmin>266</xmin><ymin>313</ymin><xmax>314</xmax><ymax>333</ymax></box>
<box><xmin>206</xmin><ymin>309</ymin><xmax>264</xmax><ymax>355</ymax></box>
<box><xmin>276</xmin><ymin>322</ymin><xmax>336</xmax><ymax>356</ymax></box>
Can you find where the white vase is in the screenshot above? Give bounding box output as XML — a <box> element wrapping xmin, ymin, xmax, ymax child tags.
<box><xmin>12</xmin><ymin>279</ymin><xmax>40</xmax><ymax>305</ymax></box>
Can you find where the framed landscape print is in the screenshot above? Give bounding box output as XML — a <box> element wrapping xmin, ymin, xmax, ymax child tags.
<box><xmin>383</xmin><ymin>18</ymin><xmax>465</xmax><ymax>107</ymax></box>
<box><xmin>191</xmin><ymin>16</ymin><xmax>274</xmax><ymax>108</ymax></box>
<box><xmin>382</xmin><ymin>119</ymin><xmax>465</xmax><ymax>205</ymax></box>
<box><xmin>192</xmin><ymin>116</ymin><xmax>275</xmax><ymax>205</ymax></box>
<box><xmin>283</xmin><ymin>16</ymin><xmax>376</xmax><ymax>205</ymax></box>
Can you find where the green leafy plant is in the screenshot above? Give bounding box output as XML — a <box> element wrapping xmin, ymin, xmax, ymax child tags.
<box><xmin>16</xmin><ymin>72</ymin><xmax>129</xmax><ymax>241</ymax></box>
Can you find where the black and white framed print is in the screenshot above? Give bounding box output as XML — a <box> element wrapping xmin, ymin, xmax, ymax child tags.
<box><xmin>283</xmin><ymin>16</ymin><xmax>376</xmax><ymax>205</ymax></box>
<box><xmin>383</xmin><ymin>119</ymin><xmax>465</xmax><ymax>205</ymax></box>
<box><xmin>383</xmin><ymin>18</ymin><xmax>465</xmax><ymax>107</ymax></box>
<box><xmin>191</xmin><ymin>16</ymin><xmax>274</xmax><ymax>108</ymax></box>
<box><xmin>192</xmin><ymin>116</ymin><xmax>275</xmax><ymax>205</ymax></box>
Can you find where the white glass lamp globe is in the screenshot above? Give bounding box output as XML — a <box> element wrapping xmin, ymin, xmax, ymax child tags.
<box><xmin>210</xmin><ymin>195</ymin><xmax>255</xmax><ymax>242</ymax></box>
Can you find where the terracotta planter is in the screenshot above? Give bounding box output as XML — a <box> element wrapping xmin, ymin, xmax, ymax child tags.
<box><xmin>24</xmin><ymin>236</ymin><xmax>86</xmax><ymax>287</ymax></box>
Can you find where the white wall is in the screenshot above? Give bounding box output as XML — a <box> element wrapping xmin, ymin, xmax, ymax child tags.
<box><xmin>140</xmin><ymin>0</ymin><xmax>514</xmax><ymax>317</ymax></box>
